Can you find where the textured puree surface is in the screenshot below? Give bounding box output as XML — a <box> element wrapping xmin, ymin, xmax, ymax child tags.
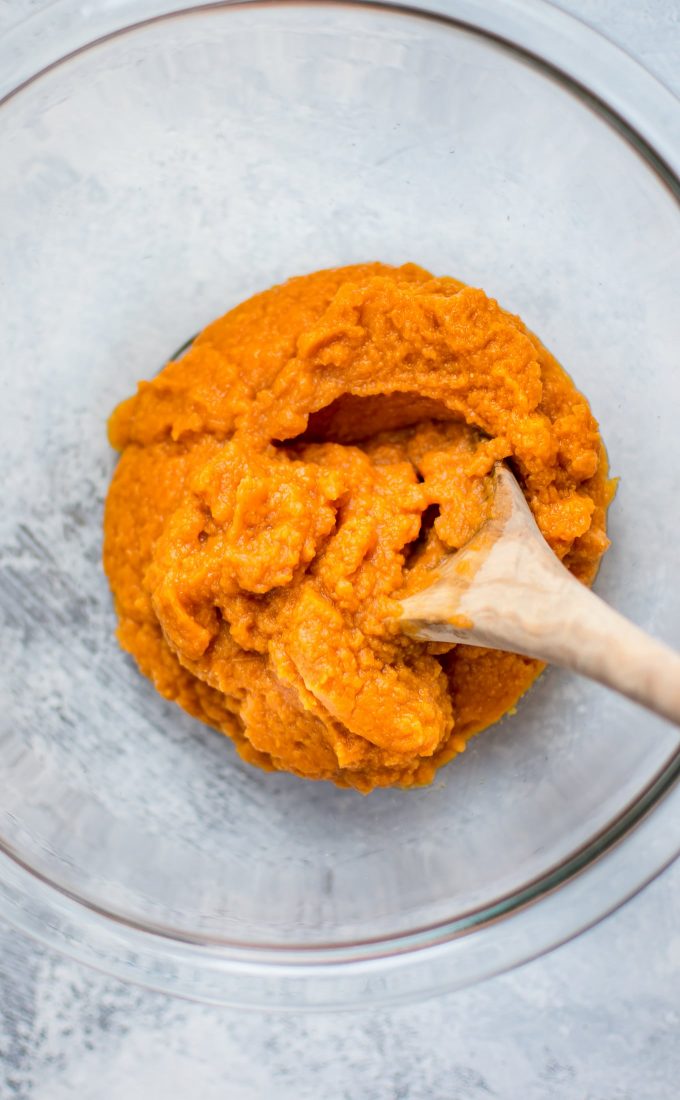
<box><xmin>104</xmin><ymin>264</ymin><xmax>614</xmax><ymax>791</ymax></box>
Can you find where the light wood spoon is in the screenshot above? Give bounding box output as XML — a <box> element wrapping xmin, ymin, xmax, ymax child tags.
<box><xmin>399</xmin><ymin>465</ymin><xmax>680</xmax><ymax>728</ymax></box>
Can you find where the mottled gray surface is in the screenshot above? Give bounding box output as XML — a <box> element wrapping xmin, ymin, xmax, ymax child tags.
<box><xmin>2</xmin><ymin>863</ymin><xmax>680</xmax><ymax>1099</ymax></box>
<box><xmin>1</xmin><ymin>1</ymin><xmax>679</xmax><ymax>1097</ymax></box>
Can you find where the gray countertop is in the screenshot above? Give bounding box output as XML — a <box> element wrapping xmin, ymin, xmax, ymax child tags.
<box><xmin>1</xmin><ymin>2</ymin><xmax>679</xmax><ymax>1097</ymax></box>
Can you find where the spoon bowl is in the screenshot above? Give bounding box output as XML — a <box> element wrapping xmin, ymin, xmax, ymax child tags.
<box><xmin>400</xmin><ymin>465</ymin><xmax>680</xmax><ymax>729</ymax></box>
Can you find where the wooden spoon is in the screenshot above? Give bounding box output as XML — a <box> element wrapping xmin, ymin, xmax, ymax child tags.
<box><xmin>398</xmin><ymin>465</ymin><xmax>680</xmax><ymax>728</ymax></box>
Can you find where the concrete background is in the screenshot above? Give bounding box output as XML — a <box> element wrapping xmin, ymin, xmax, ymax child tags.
<box><xmin>0</xmin><ymin>1</ymin><xmax>678</xmax><ymax>1097</ymax></box>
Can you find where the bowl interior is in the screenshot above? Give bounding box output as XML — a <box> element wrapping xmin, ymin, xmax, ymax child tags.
<box><xmin>1</xmin><ymin>1</ymin><xmax>679</xmax><ymax>947</ymax></box>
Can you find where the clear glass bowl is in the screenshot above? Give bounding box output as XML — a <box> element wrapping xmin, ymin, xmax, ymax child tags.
<box><xmin>1</xmin><ymin>0</ymin><xmax>679</xmax><ymax>1009</ymax></box>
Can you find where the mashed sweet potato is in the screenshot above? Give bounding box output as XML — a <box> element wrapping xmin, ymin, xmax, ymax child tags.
<box><xmin>103</xmin><ymin>263</ymin><xmax>613</xmax><ymax>791</ymax></box>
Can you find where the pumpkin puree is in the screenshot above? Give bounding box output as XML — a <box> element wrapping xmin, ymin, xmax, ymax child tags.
<box><xmin>104</xmin><ymin>263</ymin><xmax>613</xmax><ymax>792</ymax></box>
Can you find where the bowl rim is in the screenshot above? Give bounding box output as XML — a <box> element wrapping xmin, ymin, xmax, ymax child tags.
<box><xmin>1</xmin><ymin>0</ymin><xmax>679</xmax><ymax>1008</ymax></box>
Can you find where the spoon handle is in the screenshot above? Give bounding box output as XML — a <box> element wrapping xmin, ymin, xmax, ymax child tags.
<box><xmin>467</xmin><ymin>546</ymin><xmax>680</xmax><ymax>729</ymax></box>
<box><xmin>400</xmin><ymin>473</ymin><xmax>680</xmax><ymax>729</ymax></box>
<box><xmin>550</xmin><ymin>588</ymin><xmax>680</xmax><ymax>728</ymax></box>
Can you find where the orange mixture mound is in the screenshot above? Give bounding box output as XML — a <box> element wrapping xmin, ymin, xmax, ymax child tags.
<box><xmin>103</xmin><ymin>263</ymin><xmax>614</xmax><ymax>792</ymax></box>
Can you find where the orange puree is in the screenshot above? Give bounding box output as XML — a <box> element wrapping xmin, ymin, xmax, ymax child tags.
<box><xmin>103</xmin><ymin>263</ymin><xmax>614</xmax><ymax>792</ymax></box>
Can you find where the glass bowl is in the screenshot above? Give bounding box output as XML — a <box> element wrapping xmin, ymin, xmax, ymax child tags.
<box><xmin>1</xmin><ymin>0</ymin><xmax>679</xmax><ymax>1009</ymax></box>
